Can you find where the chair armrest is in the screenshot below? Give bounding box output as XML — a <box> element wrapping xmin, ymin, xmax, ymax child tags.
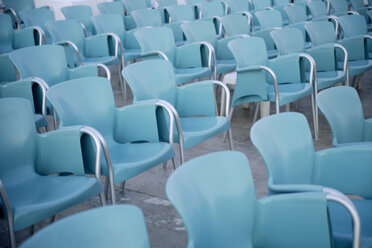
<box><xmin>176</xmin><ymin>80</ymin><xmax>227</xmax><ymax>117</ymax></box>
<box><xmin>364</xmin><ymin>118</ymin><xmax>372</xmax><ymax>141</ymax></box>
<box><xmin>114</xmin><ymin>100</ymin><xmax>163</xmax><ymax>143</ymax></box>
<box><xmin>267</xmin><ymin>177</ymin><xmax>324</xmax><ymax>194</ymax></box>
<box><xmin>174</xmin><ymin>42</ymin><xmax>204</xmax><ymax>68</ymax></box>
<box><xmin>84</xmin><ymin>34</ymin><xmax>111</xmax><ymax>58</ymax></box>
<box><xmin>255</xmin><ymin>192</ymin><xmax>330</xmax><ymax>247</ymax></box>
<box><xmin>314</xmin><ymin>145</ymin><xmax>372</xmax><ymax>198</ymax></box>
<box><xmin>13</xmin><ymin>26</ymin><xmax>42</xmax><ymax>49</ymax></box>
<box><xmin>4</xmin><ymin>8</ymin><xmax>19</xmax><ymax>30</ymax></box>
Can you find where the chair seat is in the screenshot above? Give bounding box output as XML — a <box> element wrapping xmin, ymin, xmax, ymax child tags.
<box><xmin>34</xmin><ymin>114</ymin><xmax>48</xmax><ymax>129</ymax></box>
<box><xmin>4</xmin><ymin>171</ymin><xmax>102</xmax><ymax>231</ymax></box>
<box><xmin>338</xmin><ymin>60</ymin><xmax>372</xmax><ymax>77</ymax></box>
<box><xmin>267</xmin><ymin>82</ymin><xmax>313</xmax><ymax>106</ymax></box>
<box><xmin>329</xmin><ymin>199</ymin><xmax>372</xmax><ymax>248</ymax></box>
<box><xmin>103</xmin><ymin>142</ymin><xmax>175</xmax><ymax>184</ymax></box>
<box><xmin>175</xmin><ymin>116</ymin><xmax>230</xmax><ymax>149</ymax></box>
<box><xmin>306</xmin><ymin>71</ymin><xmax>346</xmax><ymax>90</ymax></box>
<box><xmin>174</xmin><ymin>67</ymin><xmax>212</xmax><ymax>85</ymax></box>
<box><xmin>82</xmin><ymin>56</ymin><xmax>118</xmax><ymax>66</ymax></box>
<box><xmin>216</xmin><ymin>59</ymin><xmax>236</xmax><ymax>75</ymax></box>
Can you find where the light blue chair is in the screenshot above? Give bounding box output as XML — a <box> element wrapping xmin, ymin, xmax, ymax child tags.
<box><xmin>46</xmin><ymin>76</ymin><xmax>175</xmax><ymax>203</ymax></box>
<box><xmin>251</xmin><ymin>112</ymin><xmax>372</xmax><ymax>248</ymax></box>
<box><xmin>250</xmin><ymin>0</ymin><xmax>272</xmax><ymax>10</ymax></box>
<box><xmin>0</xmin><ymin>78</ymin><xmax>49</xmax><ymax>130</ymax></box>
<box><xmin>307</xmin><ymin>0</ymin><xmax>332</xmax><ymax>20</ymax></box>
<box><xmin>328</xmin><ymin>0</ymin><xmax>360</xmax><ymax>15</ymax></box>
<box><xmin>20</xmin><ymin>205</ymin><xmax>150</xmax><ymax>248</ymax></box>
<box><xmin>134</xmin><ymin>27</ymin><xmax>213</xmax><ymax>85</ymax></box>
<box><xmin>0</xmin><ymin>97</ymin><xmax>105</xmax><ymax>248</ymax></box>
<box><xmin>166</xmin><ymin>151</ymin><xmax>360</xmax><ymax>248</ymax></box>
<box><xmin>317</xmin><ymin>86</ymin><xmax>372</xmax><ymax>146</ymax></box>
<box><xmin>220</xmin><ymin>14</ymin><xmax>251</xmax><ymax>38</ymax></box>
<box><xmin>156</xmin><ymin>0</ymin><xmax>177</xmax><ymax>8</ymax></box>
<box><xmin>122</xmin><ymin>59</ymin><xmax>234</xmax><ymax>163</ymax></box>
<box><xmin>18</xmin><ymin>8</ymin><xmax>55</xmax><ymax>44</ymax></box>
<box><xmin>228</xmin><ymin>37</ymin><xmax>318</xmax><ymax>138</ymax></box>
<box><xmin>197</xmin><ymin>0</ymin><xmax>228</xmax><ymax>34</ymax></box>
<box><xmin>164</xmin><ymin>4</ymin><xmax>197</xmax><ymax>22</ymax></box>
<box><xmin>122</xmin><ymin>0</ymin><xmax>149</xmax><ymax>14</ymax></box>
<box><xmin>97</xmin><ymin>1</ymin><xmax>137</xmax><ymax>31</ymax></box>
<box><xmin>270</xmin><ymin>27</ymin><xmax>348</xmax><ymax>91</ymax></box>
<box><xmin>61</xmin><ymin>5</ymin><xmax>96</xmax><ymax>37</ymax></box>
<box><xmin>181</xmin><ymin>20</ymin><xmax>242</xmax><ymax>80</ymax></box>
<box><xmin>271</xmin><ymin>0</ymin><xmax>290</xmax><ymax>25</ymax></box>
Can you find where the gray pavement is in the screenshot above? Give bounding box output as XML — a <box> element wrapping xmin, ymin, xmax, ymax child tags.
<box><xmin>1</xmin><ymin>66</ymin><xmax>371</xmax><ymax>248</ymax></box>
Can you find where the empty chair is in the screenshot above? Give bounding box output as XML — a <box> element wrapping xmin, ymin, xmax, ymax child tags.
<box><xmin>197</xmin><ymin>0</ymin><xmax>228</xmax><ymax>34</ymax></box>
<box><xmin>272</xmin><ymin>0</ymin><xmax>291</xmax><ymax>25</ymax></box>
<box><xmin>181</xmin><ymin>20</ymin><xmax>240</xmax><ymax>80</ymax></box>
<box><xmin>166</xmin><ymin>151</ymin><xmax>360</xmax><ymax>248</ymax></box>
<box><xmin>19</xmin><ymin>8</ymin><xmax>55</xmax><ymax>44</ymax></box>
<box><xmin>164</xmin><ymin>4</ymin><xmax>197</xmax><ymax>22</ymax></box>
<box><xmin>250</xmin><ymin>0</ymin><xmax>272</xmax><ymax>10</ymax></box>
<box><xmin>46</xmin><ymin>76</ymin><xmax>175</xmax><ymax>203</ymax></box>
<box><xmin>270</xmin><ymin>27</ymin><xmax>348</xmax><ymax>91</ymax></box>
<box><xmin>61</xmin><ymin>5</ymin><xmax>96</xmax><ymax>37</ymax></box>
<box><xmin>224</xmin><ymin>0</ymin><xmax>250</xmax><ymax>14</ymax></box>
<box><xmin>156</xmin><ymin>0</ymin><xmax>178</xmax><ymax>8</ymax></box>
<box><xmin>134</xmin><ymin>27</ymin><xmax>213</xmax><ymax>85</ymax></box>
<box><xmin>317</xmin><ymin>86</ymin><xmax>372</xmax><ymax>146</ymax></box>
<box><xmin>328</xmin><ymin>0</ymin><xmax>359</xmax><ymax>15</ymax></box>
<box><xmin>122</xmin><ymin>59</ymin><xmax>234</xmax><ymax>163</ymax></box>
<box><xmin>220</xmin><ymin>14</ymin><xmax>251</xmax><ymax>37</ymax></box>
<box><xmin>122</xmin><ymin>0</ymin><xmax>149</xmax><ymax>14</ymax></box>
<box><xmin>0</xmin><ymin>98</ymin><xmax>105</xmax><ymax>248</ymax></box>
<box><xmin>306</xmin><ymin>0</ymin><xmax>339</xmax><ymax>24</ymax></box>
<box><xmin>337</xmin><ymin>14</ymin><xmax>369</xmax><ymax>38</ymax></box>
<box><xmin>97</xmin><ymin>1</ymin><xmax>136</xmax><ymax>30</ymax></box>
<box><xmin>20</xmin><ymin>205</ymin><xmax>150</xmax><ymax>248</ymax></box>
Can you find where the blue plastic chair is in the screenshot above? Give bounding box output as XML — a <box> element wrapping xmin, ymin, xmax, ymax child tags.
<box><xmin>197</xmin><ymin>0</ymin><xmax>228</xmax><ymax>34</ymax></box>
<box><xmin>18</xmin><ymin>8</ymin><xmax>55</xmax><ymax>44</ymax></box>
<box><xmin>228</xmin><ymin>37</ymin><xmax>318</xmax><ymax>138</ymax></box>
<box><xmin>20</xmin><ymin>205</ymin><xmax>150</xmax><ymax>248</ymax></box>
<box><xmin>0</xmin><ymin>97</ymin><xmax>105</xmax><ymax>248</ymax></box>
<box><xmin>328</xmin><ymin>0</ymin><xmax>360</xmax><ymax>15</ymax></box>
<box><xmin>166</xmin><ymin>151</ymin><xmax>360</xmax><ymax>248</ymax></box>
<box><xmin>61</xmin><ymin>5</ymin><xmax>96</xmax><ymax>37</ymax></box>
<box><xmin>164</xmin><ymin>4</ymin><xmax>197</xmax><ymax>22</ymax></box>
<box><xmin>46</xmin><ymin>76</ymin><xmax>175</xmax><ymax>203</ymax></box>
<box><xmin>271</xmin><ymin>0</ymin><xmax>291</xmax><ymax>25</ymax></box>
<box><xmin>122</xmin><ymin>59</ymin><xmax>234</xmax><ymax>163</ymax></box>
<box><xmin>270</xmin><ymin>27</ymin><xmax>348</xmax><ymax>91</ymax></box>
<box><xmin>317</xmin><ymin>86</ymin><xmax>372</xmax><ymax>146</ymax></box>
<box><xmin>134</xmin><ymin>27</ymin><xmax>213</xmax><ymax>85</ymax></box>
<box><xmin>97</xmin><ymin>1</ymin><xmax>137</xmax><ymax>31</ymax></box>
<box><xmin>122</xmin><ymin>0</ymin><xmax>149</xmax><ymax>14</ymax></box>
<box><xmin>220</xmin><ymin>14</ymin><xmax>251</xmax><ymax>37</ymax></box>
<box><xmin>181</xmin><ymin>20</ymin><xmax>242</xmax><ymax>80</ymax></box>
<box><xmin>306</xmin><ymin>0</ymin><xmax>333</xmax><ymax>20</ymax></box>
<box><xmin>0</xmin><ymin>78</ymin><xmax>49</xmax><ymax>130</ymax></box>
<box><xmin>156</xmin><ymin>0</ymin><xmax>178</xmax><ymax>8</ymax></box>
<box><xmin>250</xmin><ymin>112</ymin><xmax>371</xmax><ymax>248</ymax></box>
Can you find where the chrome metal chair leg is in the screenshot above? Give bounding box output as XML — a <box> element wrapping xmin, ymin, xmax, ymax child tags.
<box><xmin>120</xmin><ymin>181</ymin><xmax>126</xmax><ymax>194</ymax></box>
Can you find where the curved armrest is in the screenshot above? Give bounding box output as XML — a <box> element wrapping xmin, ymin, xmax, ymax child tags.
<box><xmin>334</xmin><ymin>43</ymin><xmax>349</xmax><ymax>84</ymax></box>
<box><xmin>176</xmin><ymin>80</ymin><xmax>226</xmax><ymax>117</ymax></box>
<box><xmin>13</xmin><ymin>26</ymin><xmax>44</xmax><ymax>48</ymax></box>
<box><xmin>314</xmin><ymin>145</ymin><xmax>372</xmax><ymax>198</ymax></box>
<box><xmin>299</xmin><ymin>53</ymin><xmax>316</xmax><ymax>90</ymax></box>
<box><xmin>364</xmin><ymin>118</ymin><xmax>372</xmax><ymax>141</ymax></box>
<box><xmin>55</xmin><ymin>40</ymin><xmax>82</xmax><ymax>66</ymax></box>
<box><xmin>104</xmin><ymin>32</ymin><xmax>124</xmax><ymax>65</ymax></box>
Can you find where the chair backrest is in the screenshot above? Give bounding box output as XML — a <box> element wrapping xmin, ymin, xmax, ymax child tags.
<box><xmin>97</xmin><ymin>1</ymin><xmax>125</xmax><ymax>16</ymax></box>
<box><xmin>2</xmin><ymin>0</ymin><xmax>34</xmax><ymax>15</ymax></box>
<box><xmin>46</xmin><ymin>77</ymin><xmax>115</xmax><ymax>137</ymax></box>
<box><xmin>350</xmin><ymin>0</ymin><xmax>365</xmax><ymax>9</ymax></box>
<box><xmin>91</xmin><ymin>14</ymin><xmax>126</xmax><ymax>42</ymax></box>
<box><xmin>338</xmin><ymin>14</ymin><xmax>368</xmax><ymax>38</ymax></box>
<box><xmin>284</xmin><ymin>4</ymin><xmax>307</xmax><ymax>24</ymax></box>
<box><xmin>157</xmin><ymin>0</ymin><xmax>178</xmax><ymax>7</ymax></box>
<box><xmin>61</xmin><ymin>5</ymin><xmax>95</xmax><ymax>37</ymax></box>
<box><xmin>306</xmin><ymin>0</ymin><xmax>328</xmax><ymax>19</ymax></box>
<box><xmin>181</xmin><ymin>20</ymin><xmax>217</xmax><ymax>47</ymax></box>
<box><xmin>198</xmin><ymin>0</ymin><xmax>226</xmax><ymax>18</ymax></box>
<box><xmin>0</xmin><ymin>98</ymin><xmax>36</xmax><ymax>178</ymax></box>
<box><xmin>19</xmin><ymin>8</ymin><xmax>55</xmax><ymax>43</ymax></box>
<box><xmin>328</xmin><ymin>0</ymin><xmax>349</xmax><ymax>13</ymax></box>
<box><xmin>45</xmin><ymin>20</ymin><xmax>86</xmax><ymax>54</ymax></box>
<box><xmin>0</xmin><ymin>13</ymin><xmax>14</xmax><ymax>53</ymax></box>
<box><xmin>305</xmin><ymin>20</ymin><xmax>336</xmax><ymax>46</ymax></box>
<box><xmin>251</xmin><ymin>0</ymin><xmax>272</xmax><ymax>10</ymax></box>
<box><xmin>20</xmin><ymin>205</ymin><xmax>151</xmax><ymax>248</ymax></box>
<box><xmin>228</xmin><ymin>37</ymin><xmax>269</xmax><ymax>106</ymax></box>
<box><xmin>221</xmin><ymin>14</ymin><xmax>251</xmax><ymax>37</ymax></box>
<box><xmin>132</xmin><ymin>9</ymin><xmax>163</xmax><ymax>27</ymax></box>
<box><xmin>166</xmin><ymin>151</ymin><xmax>257</xmax><ymax>248</ymax></box>
<box><xmin>273</xmin><ymin>0</ymin><xmax>290</xmax><ymax>6</ymax></box>
<box><xmin>9</xmin><ymin>45</ymin><xmax>69</xmax><ymax>86</ymax></box>
<box><xmin>122</xmin><ymin>60</ymin><xmax>177</xmax><ymax>105</ymax></box>
<box><xmin>255</xmin><ymin>9</ymin><xmax>283</xmax><ymax>29</ymax></box>
<box><xmin>185</xmin><ymin>0</ymin><xmax>205</xmax><ymax>4</ymax></box>
<box><xmin>134</xmin><ymin>27</ymin><xmax>176</xmax><ymax>63</ymax></box>
<box><xmin>250</xmin><ymin>112</ymin><xmax>315</xmax><ymax>185</ymax></box>
<box><xmin>165</xmin><ymin>4</ymin><xmax>196</xmax><ymax>22</ymax></box>
<box><xmin>270</xmin><ymin>28</ymin><xmax>304</xmax><ymax>55</ymax></box>
<box><xmin>122</xmin><ymin>0</ymin><xmax>147</xmax><ymax>13</ymax></box>
<box><xmin>224</xmin><ymin>0</ymin><xmax>250</xmax><ymax>13</ymax></box>
<box><xmin>317</xmin><ymin>86</ymin><xmax>365</xmax><ymax>144</ymax></box>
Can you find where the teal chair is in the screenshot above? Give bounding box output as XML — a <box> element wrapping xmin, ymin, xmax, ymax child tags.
<box><xmin>220</xmin><ymin>14</ymin><xmax>251</xmax><ymax>37</ymax></box>
<box><xmin>156</xmin><ymin>0</ymin><xmax>177</xmax><ymax>8</ymax></box>
<box><xmin>317</xmin><ymin>86</ymin><xmax>372</xmax><ymax>146</ymax></box>
<box><xmin>20</xmin><ymin>205</ymin><xmax>150</xmax><ymax>248</ymax></box>
<box><xmin>270</xmin><ymin>27</ymin><xmax>348</xmax><ymax>91</ymax></box>
<box><xmin>0</xmin><ymin>78</ymin><xmax>49</xmax><ymax>130</ymax></box>
<box><xmin>122</xmin><ymin>60</ymin><xmax>234</xmax><ymax>163</ymax></box>
<box><xmin>164</xmin><ymin>4</ymin><xmax>197</xmax><ymax>22</ymax></box>
<box><xmin>307</xmin><ymin>0</ymin><xmax>332</xmax><ymax>20</ymax></box>
<box><xmin>122</xmin><ymin>0</ymin><xmax>149</xmax><ymax>14</ymax></box>
<box><xmin>61</xmin><ymin>5</ymin><xmax>96</xmax><ymax>37</ymax></box>
<box><xmin>19</xmin><ymin>8</ymin><xmax>55</xmax><ymax>44</ymax></box>
<box><xmin>197</xmin><ymin>0</ymin><xmax>228</xmax><ymax>35</ymax></box>
<box><xmin>228</xmin><ymin>37</ymin><xmax>318</xmax><ymax>138</ymax></box>
<box><xmin>134</xmin><ymin>27</ymin><xmax>213</xmax><ymax>85</ymax></box>
<box><xmin>250</xmin><ymin>0</ymin><xmax>272</xmax><ymax>10</ymax></box>
<box><xmin>0</xmin><ymin>98</ymin><xmax>105</xmax><ymax>248</ymax></box>
<box><xmin>46</xmin><ymin>76</ymin><xmax>175</xmax><ymax>203</ymax></box>
<box><xmin>272</xmin><ymin>0</ymin><xmax>291</xmax><ymax>25</ymax></box>
<box><xmin>181</xmin><ymin>20</ymin><xmax>242</xmax><ymax>80</ymax></box>
<box><xmin>328</xmin><ymin>0</ymin><xmax>360</xmax><ymax>15</ymax></box>
<box><xmin>337</xmin><ymin>14</ymin><xmax>369</xmax><ymax>38</ymax></box>
<box><xmin>251</xmin><ymin>112</ymin><xmax>372</xmax><ymax>248</ymax></box>
<box><xmin>97</xmin><ymin>1</ymin><xmax>137</xmax><ymax>31</ymax></box>
<box><xmin>166</xmin><ymin>151</ymin><xmax>360</xmax><ymax>248</ymax></box>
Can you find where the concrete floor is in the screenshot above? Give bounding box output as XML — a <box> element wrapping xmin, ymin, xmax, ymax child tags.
<box><xmin>1</xmin><ymin>66</ymin><xmax>371</xmax><ymax>248</ymax></box>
